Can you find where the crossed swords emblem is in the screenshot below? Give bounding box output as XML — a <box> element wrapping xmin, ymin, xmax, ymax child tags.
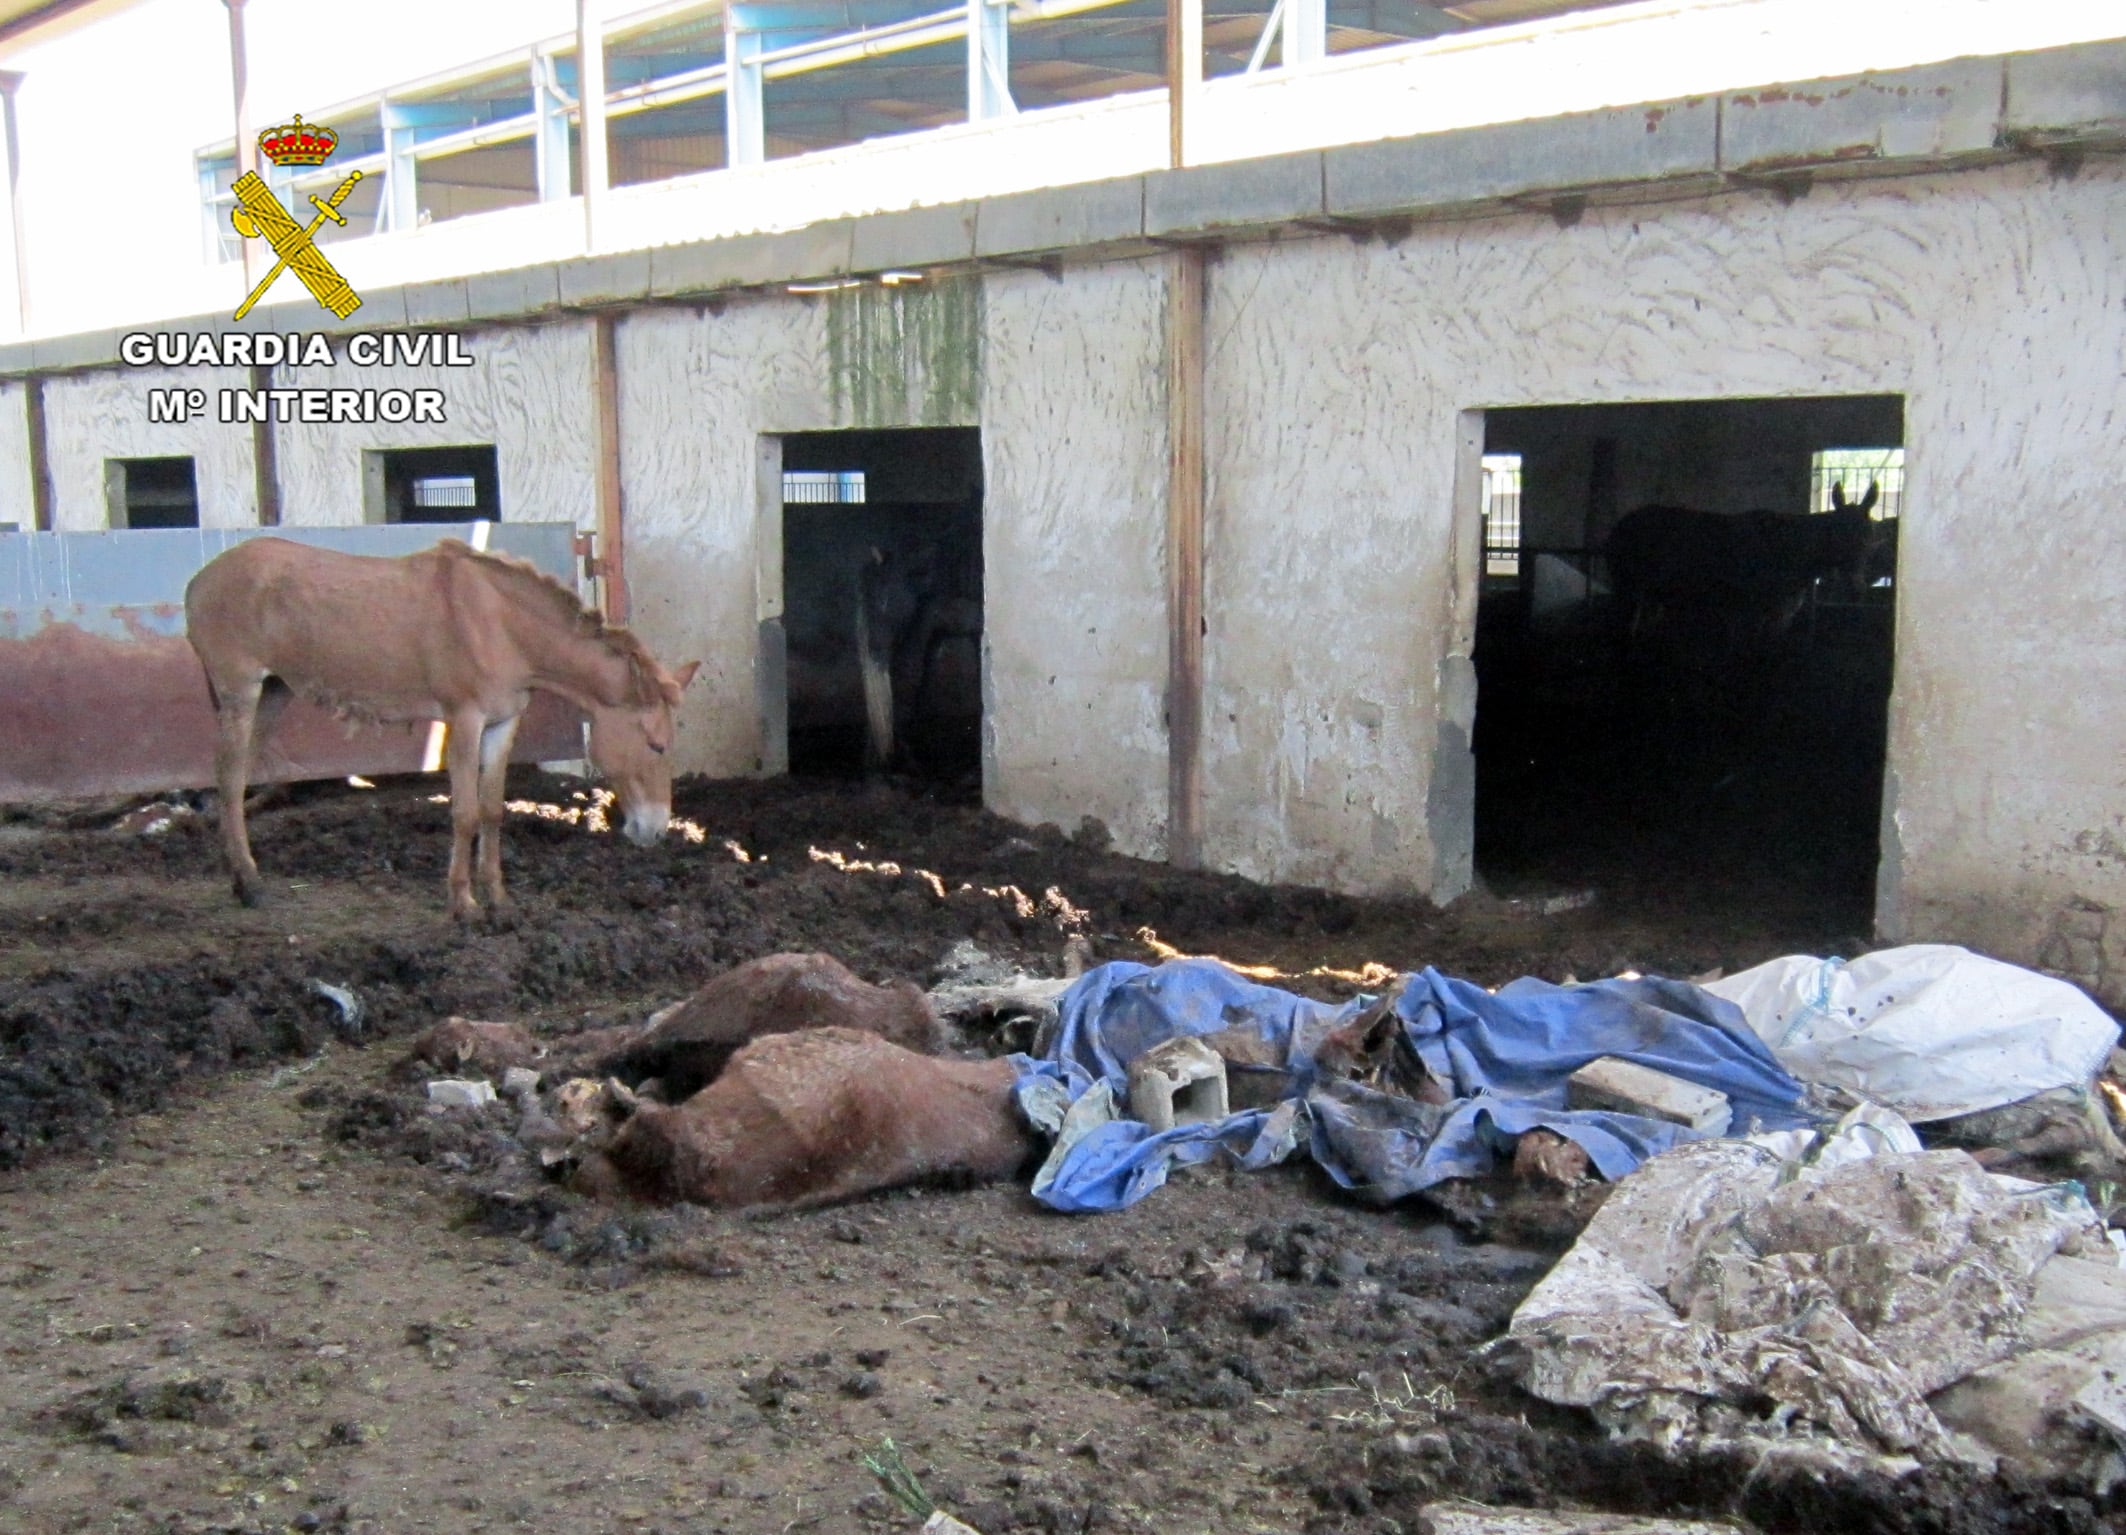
<box><xmin>230</xmin><ymin>169</ymin><xmax>366</xmax><ymax>322</ymax></box>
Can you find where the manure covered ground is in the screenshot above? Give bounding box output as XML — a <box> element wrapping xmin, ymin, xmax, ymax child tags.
<box><xmin>1</xmin><ymin>774</ymin><xmax>2111</xmax><ymax>1534</ymax></box>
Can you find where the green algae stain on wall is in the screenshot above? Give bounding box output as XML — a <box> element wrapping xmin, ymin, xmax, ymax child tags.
<box><xmin>826</xmin><ymin>274</ymin><xmax>982</xmax><ymax>428</ymax></box>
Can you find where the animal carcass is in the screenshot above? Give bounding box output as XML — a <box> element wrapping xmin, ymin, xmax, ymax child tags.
<box><xmin>577</xmin><ymin>1027</ymin><xmax>1031</xmax><ymax>1212</ymax></box>
<box><xmin>600</xmin><ymin>951</ymin><xmax>941</xmax><ymax>1101</ymax></box>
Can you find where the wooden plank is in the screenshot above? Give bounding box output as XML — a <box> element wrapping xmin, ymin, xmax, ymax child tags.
<box><xmin>249</xmin><ymin>360</ymin><xmax>280</xmax><ymax>527</ymax></box>
<box><xmin>1165</xmin><ymin>245</ymin><xmax>1205</xmax><ymax>868</ymax></box>
<box><xmin>22</xmin><ymin>371</ymin><xmax>47</xmax><ymax>531</ymax></box>
<box><xmin>593</xmin><ymin>311</ymin><xmax>630</xmax><ymax>621</ymax></box>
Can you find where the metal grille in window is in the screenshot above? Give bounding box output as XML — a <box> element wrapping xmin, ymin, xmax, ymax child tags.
<box><xmin>412</xmin><ymin>475</ymin><xmax>478</xmax><ymax>509</ymax></box>
<box><xmin>783</xmin><ymin>471</ymin><xmax>866</xmax><ymax>504</ymax></box>
<box><xmin>1481</xmin><ymin>454</ymin><xmax>1523</xmax><ymax>577</ymax></box>
<box><xmin>1811</xmin><ymin>448</ymin><xmax>1904</xmax><ymax>519</ymax></box>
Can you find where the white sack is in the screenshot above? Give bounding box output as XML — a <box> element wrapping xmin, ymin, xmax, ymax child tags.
<box><xmin>1704</xmin><ymin>944</ymin><xmax>2118</xmax><ymax>1122</ymax></box>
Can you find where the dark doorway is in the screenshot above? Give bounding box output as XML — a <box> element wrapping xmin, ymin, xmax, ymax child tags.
<box><xmin>108</xmin><ymin>456</ymin><xmax>200</xmax><ymax>528</ymax></box>
<box><xmin>368</xmin><ymin>444</ymin><xmax>501</xmax><ymax>523</ymax></box>
<box><xmin>780</xmin><ymin>427</ymin><xmax>983</xmax><ymax>787</ymax></box>
<box><xmin>1471</xmin><ymin>396</ymin><xmax>1903</xmax><ymax>929</ymax></box>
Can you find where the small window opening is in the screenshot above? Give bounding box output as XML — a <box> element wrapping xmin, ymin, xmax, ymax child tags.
<box><xmin>1481</xmin><ymin>453</ymin><xmax>1523</xmax><ymax>578</ymax></box>
<box><xmin>366</xmin><ymin>445</ymin><xmax>501</xmax><ymax>523</ymax></box>
<box><xmin>107</xmin><ymin>456</ymin><xmax>200</xmax><ymax>528</ymax></box>
<box><xmin>782</xmin><ymin>470</ymin><xmax>867</xmax><ymax>504</ymax></box>
<box><xmin>1812</xmin><ymin>447</ymin><xmax>1904</xmax><ymax>519</ymax></box>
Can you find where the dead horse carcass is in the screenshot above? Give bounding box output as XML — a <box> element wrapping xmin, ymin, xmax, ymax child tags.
<box><xmin>183</xmin><ymin>536</ymin><xmax>698</xmax><ymax>918</ymax></box>
<box><xmin>577</xmin><ymin>1027</ymin><xmax>1032</xmax><ymax>1213</ymax></box>
<box><xmin>600</xmin><ymin>951</ymin><xmax>943</xmax><ymax>1101</ymax></box>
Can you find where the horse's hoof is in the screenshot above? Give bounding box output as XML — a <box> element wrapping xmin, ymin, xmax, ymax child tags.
<box><xmin>235</xmin><ymin>882</ymin><xmax>269</xmax><ymax>909</ymax></box>
<box><xmin>449</xmin><ymin>902</ymin><xmax>481</xmax><ymax>925</ymax></box>
<box><xmin>484</xmin><ymin>903</ymin><xmax>521</xmax><ymax>933</ymax></box>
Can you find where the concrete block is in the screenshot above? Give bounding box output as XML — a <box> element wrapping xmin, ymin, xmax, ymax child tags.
<box><xmin>852</xmin><ymin>201</ymin><xmax>978</xmax><ymax>273</ymax></box>
<box><xmin>976</xmin><ymin>176</ymin><xmax>1145</xmax><ymax>257</ymax></box>
<box><xmin>1420</xmin><ymin>1504</ymin><xmax>1740</xmax><ymax>1535</ymax></box>
<box><xmin>1566</xmin><ymin>1057</ymin><xmax>1731</xmax><ymax>1135</ymax></box>
<box><xmin>463</xmin><ymin>263</ymin><xmax>563</xmax><ymax>321</ymax></box>
<box><xmin>337</xmin><ymin>284</ymin><xmax>409</xmax><ymax>333</ymax></box>
<box><xmin>649</xmin><ymin>219</ymin><xmax>857</xmax><ymax>295</ymax></box>
<box><xmin>1144</xmin><ymin>151</ymin><xmax>1323</xmax><ymax>237</ymax></box>
<box><xmin>28</xmin><ymin>328</ymin><xmax>121</xmax><ymax>373</ymax></box>
<box><xmin>426</xmin><ymin>1078</ymin><xmax>498</xmax><ymax>1110</ymax></box>
<box><xmin>1127</xmin><ymin>1036</ymin><xmax>1229</xmax><ymax>1131</ymax></box>
<box><xmin>0</xmin><ymin>340</ymin><xmax>33</xmax><ymax>376</ymax></box>
<box><xmin>1720</xmin><ymin>59</ymin><xmax>2002</xmax><ymax>173</ymax></box>
<box><xmin>401</xmin><ymin>277</ymin><xmax>472</xmax><ymax>327</ymax></box>
<box><xmin>1326</xmin><ymin>99</ymin><xmax>1718</xmax><ymax>219</ymax></box>
<box><xmin>559</xmin><ymin>249</ymin><xmax>652</xmax><ymax>308</ymax></box>
<box><xmin>2005</xmin><ymin>40</ymin><xmax>2126</xmax><ymax>143</ymax></box>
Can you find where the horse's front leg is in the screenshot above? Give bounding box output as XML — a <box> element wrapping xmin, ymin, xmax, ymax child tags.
<box><xmin>475</xmin><ymin>715</ymin><xmax>521</xmax><ymax>912</ymax></box>
<box><xmin>211</xmin><ymin>674</ymin><xmax>267</xmax><ymax>907</ymax></box>
<box><xmin>442</xmin><ymin>712</ymin><xmax>486</xmax><ymax>922</ymax></box>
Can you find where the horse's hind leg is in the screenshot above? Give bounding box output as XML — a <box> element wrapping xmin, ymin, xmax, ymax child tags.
<box><xmin>443</xmin><ymin>712</ymin><xmax>485</xmax><ymax>922</ymax></box>
<box><xmin>211</xmin><ymin>671</ymin><xmax>268</xmax><ymax>906</ymax></box>
<box><xmin>474</xmin><ymin>715</ymin><xmax>521</xmax><ymax>912</ymax></box>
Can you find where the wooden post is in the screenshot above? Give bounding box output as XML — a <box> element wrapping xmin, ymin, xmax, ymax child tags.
<box><xmin>223</xmin><ymin>0</ymin><xmax>262</xmax><ymax>289</ymax></box>
<box><xmin>23</xmin><ymin>373</ymin><xmax>50</xmax><ymax>531</ymax></box>
<box><xmin>249</xmin><ymin>361</ymin><xmax>279</xmax><ymax>526</ymax></box>
<box><xmin>1165</xmin><ymin>246</ymin><xmax>1206</xmax><ymax>867</ymax></box>
<box><xmin>592</xmin><ymin>312</ymin><xmax>628</xmax><ymax>621</ymax></box>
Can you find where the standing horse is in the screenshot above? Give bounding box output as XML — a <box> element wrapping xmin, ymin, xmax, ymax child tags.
<box><xmin>1605</xmin><ymin>482</ymin><xmax>1884</xmax><ymax>654</ymax></box>
<box><xmin>184</xmin><ymin>537</ymin><xmax>699</xmax><ymax>918</ymax></box>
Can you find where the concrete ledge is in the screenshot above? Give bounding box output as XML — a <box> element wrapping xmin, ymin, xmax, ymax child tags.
<box><xmin>1720</xmin><ymin>59</ymin><xmax>2003</xmax><ymax>173</ymax></box>
<box><xmin>975</xmin><ymin>176</ymin><xmax>1145</xmax><ymax>258</ymax></box>
<box><xmin>852</xmin><ymin>201</ymin><xmax>978</xmax><ymax>273</ymax></box>
<box><xmin>28</xmin><ymin>328</ymin><xmax>120</xmax><ymax>373</ymax></box>
<box><xmin>2006</xmin><ymin>40</ymin><xmax>2126</xmax><ymax>143</ymax></box>
<box><xmin>648</xmin><ymin>219</ymin><xmax>857</xmax><ymax>297</ymax></box>
<box><xmin>1327</xmin><ymin>98</ymin><xmax>1717</xmax><ymax>219</ymax></box>
<box><xmin>1145</xmin><ymin>151</ymin><xmax>1323</xmax><ymax>236</ymax></box>
<box><xmin>401</xmin><ymin>278</ymin><xmax>473</xmax><ymax>328</ymax></box>
<box><xmin>559</xmin><ymin>250</ymin><xmax>653</xmax><ymax>308</ymax></box>
<box><xmin>463</xmin><ymin>263</ymin><xmax>563</xmax><ymax>320</ymax></box>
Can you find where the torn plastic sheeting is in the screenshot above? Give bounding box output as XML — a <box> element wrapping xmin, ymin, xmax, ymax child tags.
<box><xmin>1497</xmin><ymin>1140</ymin><xmax>2126</xmax><ymax>1471</ymax></box>
<box><xmin>1704</xmin><ymin>944</ymin><xmax>2120</xmax><ymax>1121</ymax></box>
<box><xmin>1011</xmin><ymin>960</ymin><xmax>1813</xmax><ymax>1213</ymax></box>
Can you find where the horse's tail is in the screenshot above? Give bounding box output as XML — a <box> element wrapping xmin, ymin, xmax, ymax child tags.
<box><xmin>855</xmin><ymin>584</ymin><xmax>895</xmax><ymax>772</ymax></box>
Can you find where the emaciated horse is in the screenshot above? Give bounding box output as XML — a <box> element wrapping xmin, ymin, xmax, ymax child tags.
<box><xmin>184</xmin><ymin>537</ymin><xmax>699</xmax><ymax>919</ymax></box>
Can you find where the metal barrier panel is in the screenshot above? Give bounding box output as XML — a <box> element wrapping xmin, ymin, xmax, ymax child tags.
<box><xmin>0</xmin><ymin>523</ymin><xmax>587</xmax><ymax>802</ymax></box>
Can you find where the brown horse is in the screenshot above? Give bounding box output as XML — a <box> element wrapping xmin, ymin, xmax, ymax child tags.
<box><xmin>184</xmin><ymin>536</ymin><xmax>698</xmax><ymax>918</ymax></box>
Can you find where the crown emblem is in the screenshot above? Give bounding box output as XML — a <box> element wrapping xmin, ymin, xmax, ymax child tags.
<box><xmin>258</xmin><ymin>114</ymin><xmax>338</xmax><ymax>167</ymax></box>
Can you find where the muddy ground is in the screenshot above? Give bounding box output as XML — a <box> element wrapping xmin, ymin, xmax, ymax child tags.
<box><xmin>1</xmin><ymin>773</ymin><xmax>2116</xmax><ymax>1535</ymax></box>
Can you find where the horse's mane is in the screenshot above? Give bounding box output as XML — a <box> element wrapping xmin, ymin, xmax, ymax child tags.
<box><xmin>436</xmin><ymin>539</ymin><xmax>675</xmax><ymax>705</ymax></box>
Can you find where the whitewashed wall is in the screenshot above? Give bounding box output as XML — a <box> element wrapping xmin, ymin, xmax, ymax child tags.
<box><xmin>276</xmin><ymin>322</ymin><xmax>597</xmax><ymax>528</ymax></box>
<box><xmin>0</xmin><ymin>382</ymin><xmax>30</xmax><ymax>528</ymax></box>
<box><xmin>615</xmin><ymin>300</ymin><xmax>834</xmax><ymax>779</ymax></box>
<box><xmin>982</xmin><ymin>262</ymin><xmax>1171</xmax><ymax>859</ymax></box>
<box><xmin>1200</xmin><ymin>160</ymin><xmax>2126</xmax><ymax>996</ymax></box>
<box><xmin>41</xmin><ymin>365</ymin><xmax>257</xmax><ymax>530</ymax></box>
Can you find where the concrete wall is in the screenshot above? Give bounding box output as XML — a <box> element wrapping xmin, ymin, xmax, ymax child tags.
<box><xmin>277</xmin><ymin>322</ymin><xmax>597</xmax><ymax>529</ymax></box>
<box><xmin>982</xmin><ymin>261</ymin><xmax>1172</xmax><ymax>860</ymax></box>
<box><xmin>1196</xmin><ymin>158</ymin><xmax>2126</xmax><ymax>1004</ymax></box>
<box><xmin>41</xmin><ymin>365</ymin><xmax>258</xmax><ymax>530</ymax></box>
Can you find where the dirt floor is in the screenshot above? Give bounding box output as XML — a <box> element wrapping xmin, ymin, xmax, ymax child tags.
<box><xmin>1</xmin><ymin>773</ymin><xmax>2118</xmax><ymax>1535</ymax></box>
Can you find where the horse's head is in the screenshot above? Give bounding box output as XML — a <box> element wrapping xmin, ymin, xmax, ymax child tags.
<box><xmin>1822</xmin><ymin>482</ymin><xmax>1888</xmax><ymax>596</ymax></box>
<box><xmin>586</xmin><ymin>657</ymin><xmax>700</xmax><ymax>846</ymax></box>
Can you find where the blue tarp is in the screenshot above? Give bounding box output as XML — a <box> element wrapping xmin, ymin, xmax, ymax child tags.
<box><xmin>1011</xmin><ymin>959</ymin><xmax>1815</xmax><ymax>1213</ymax></box>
